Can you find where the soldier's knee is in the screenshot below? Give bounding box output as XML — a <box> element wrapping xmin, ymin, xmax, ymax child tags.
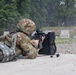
<box><xmin>27</xmin><ymin>50</ymin><xmax>37</xmax><ymax>59</ymax></box>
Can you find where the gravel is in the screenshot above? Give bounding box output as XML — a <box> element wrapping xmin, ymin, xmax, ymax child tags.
<box><xmin>0</xmin><ymin>44</ymin><xmax>76</xmax><ymax>75</ymax></box>
<box><xmin>57</xmin><ymin>43</ymin><xmax>76</xmax><ymax>54</ymax></box>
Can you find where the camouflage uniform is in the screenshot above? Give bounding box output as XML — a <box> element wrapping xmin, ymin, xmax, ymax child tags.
<box><xmin>0</xmin><ymin>18</ymin><xmax>38</xmax><ymax>61</ymax></box>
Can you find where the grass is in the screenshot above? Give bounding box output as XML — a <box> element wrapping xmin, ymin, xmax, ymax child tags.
<box><xmin>41</xmin><ymin>26</ymin><xmax>76</xmax><ymax>44</ymax></box>
<box><xmin>55</xmin><ymin>38</ymin><xmax>76</xmax><ymax>44</ymax></box>
<box><xmin>41</xmin><ymin>26</ymin><xmax>76</xmax><ymax>37</ymax></box>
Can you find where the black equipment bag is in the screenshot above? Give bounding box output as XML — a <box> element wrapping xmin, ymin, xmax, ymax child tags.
<box><xmin>39</xmin><ymin>32</ymin><xmax>57</xmax><ymax>55</ymax></box>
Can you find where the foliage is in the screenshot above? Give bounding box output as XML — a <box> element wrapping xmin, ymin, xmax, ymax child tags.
<box><xmin>0</xmin><ymin>0</ymin><xmax>22</xmax><ymax>30</ymax></box>
<box><xmin>0</xmin><ymin>0</ymin><xmax>76</xmax><ymax>32</ymax></box>
<box><xmin>57</xmin><ymin>0</ymin><xmax>76</xmax><ymax>26</ymax></box>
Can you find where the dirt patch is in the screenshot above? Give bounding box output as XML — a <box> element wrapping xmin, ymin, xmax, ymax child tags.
<box><xmin>57</xmin><ymin>43</ymin><xmax>76</xmax><ymax>54</ymax></box>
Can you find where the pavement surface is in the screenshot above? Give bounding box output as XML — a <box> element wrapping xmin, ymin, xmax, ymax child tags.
<box><xmin>0</xmin><ymin>54</ymin><xmax>76</xmax><ymax>75</ymax></box>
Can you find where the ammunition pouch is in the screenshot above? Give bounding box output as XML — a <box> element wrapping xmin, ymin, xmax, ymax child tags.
<box><xmin>0</xmin><ymin>42</ymin><xmax>15</xmax><ymax>62</ymax></box>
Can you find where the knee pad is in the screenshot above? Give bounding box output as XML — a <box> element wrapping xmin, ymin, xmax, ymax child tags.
<box><xmin>27</xmin><ymin>49</ymin><xmax>37</xmax><ymax>59</ymax></box>
<box><xmin>0</xmin><ymin>42</ymin><xmax>15</xmax><ymax>62</ymax></box>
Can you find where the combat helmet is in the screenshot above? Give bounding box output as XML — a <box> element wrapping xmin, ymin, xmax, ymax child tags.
<box><xmin>17</xmin><ymin>18</ymin><xmax>36</xmax><ymax>35</ymax></box>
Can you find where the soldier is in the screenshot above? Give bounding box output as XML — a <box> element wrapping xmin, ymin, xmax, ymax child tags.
<box><xmin>0</xmin><ymin>18</ymin><xmax>44</xmax><ymax>62</ymax></box>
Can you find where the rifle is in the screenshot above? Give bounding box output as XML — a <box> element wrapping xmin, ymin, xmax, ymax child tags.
<box><xmin>34</xmin><ymin>29</ymin><xmax>45</xmax><ymax>49</ymax></box>
<box><xmin>33</xmin><ymin>29</ymin><xmax>60</xmax><ymax>57</ymax></box>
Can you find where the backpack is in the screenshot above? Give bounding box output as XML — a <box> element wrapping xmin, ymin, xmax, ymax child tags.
<box><xmin>39</xmin><ymin>32</ymin><xmax>57</xmax><ymax>56</ymax></box>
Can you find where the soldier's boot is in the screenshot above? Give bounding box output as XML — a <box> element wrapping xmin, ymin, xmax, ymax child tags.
<box><xmin>0</xmin><ymin>50</ymin><xmax>3</xmax><ymax>61</ymax></box>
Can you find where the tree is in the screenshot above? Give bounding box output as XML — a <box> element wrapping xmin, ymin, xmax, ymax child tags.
<box><xmin>0</xmin><ymin>0</ymin><xmax>22</xmax><ymax>30</ymax></box>
<box><xmin>57</xmin><ymin>0</ymin><xmax>76</xmax><ymax>26</ymax></box>
<box><xmin>0</xmin><ymin>0</ymin><xmax>76</xmax><ymax>31</ymax></box>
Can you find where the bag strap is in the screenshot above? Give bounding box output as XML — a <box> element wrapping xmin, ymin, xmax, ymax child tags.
<box><xmin>11</xmin><ymin>33</ymin><xmax>17</xmax><ymax>53</ymax></box>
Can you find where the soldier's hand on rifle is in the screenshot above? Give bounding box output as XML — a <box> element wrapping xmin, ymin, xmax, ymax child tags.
<box><xmin>32</xmin><ymin>36</ymin><xmax>45</xmax><ymax>49</ymax></box>
<box><xmin>41</xmin><ymin>36</ymin><xmax>45</xmax><ymax>42</ymax></box>
<box><xmin>32</xmin><ymin>39</ymin><xmax>39</xmax><ymax>48</ymax></box>
<box><xmin>33</xmin><ymin>36</ymin><xmax>45</xmax><ymax>46</ymax></box>
<box><xmin>34</xmin><ymin>40</ymin><xmax>39</xmax><ymax>47</ymax></box>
